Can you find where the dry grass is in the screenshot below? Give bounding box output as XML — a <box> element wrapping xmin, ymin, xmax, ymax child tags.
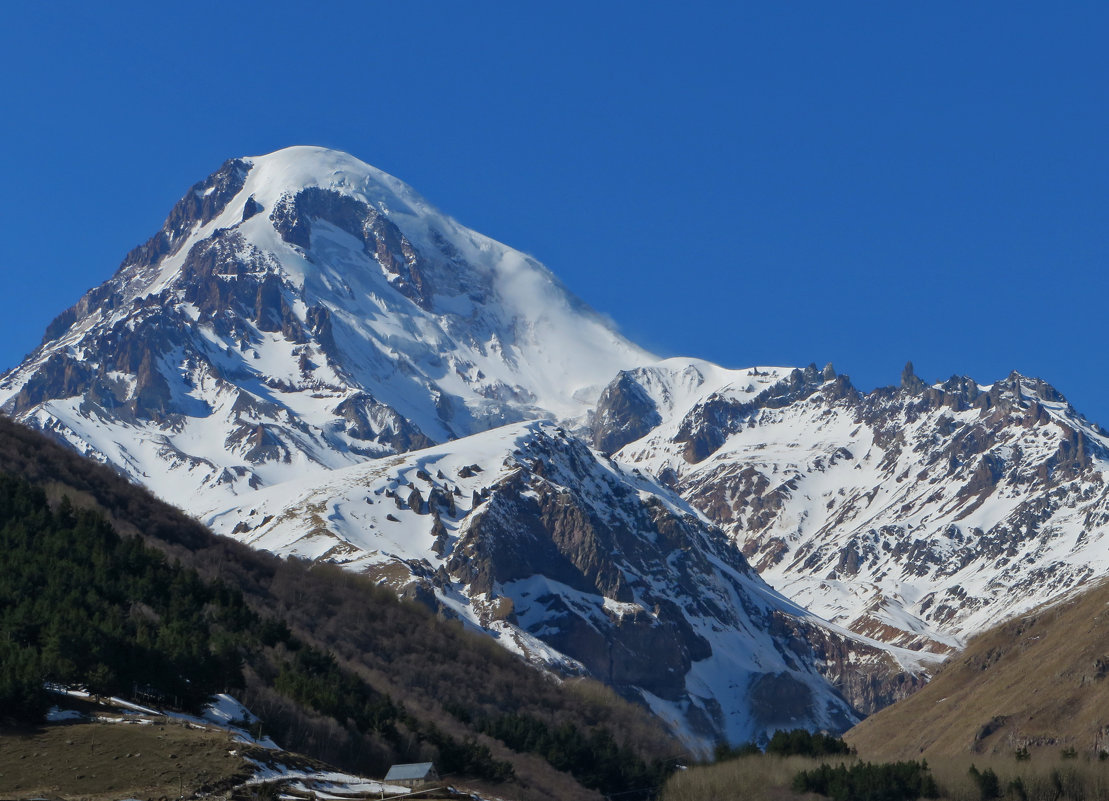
<box><xmin>0</xmin><ymin>719</ymin><xmax>252</xmax><ymax>800</ymax></box>
<box><xmin>928</xmin><ymin>753</ymin><xmax>1109</xmax><ymax>801</ymax></box>
<box><xmin>660</xmin><ymin>755</ymin><xmax>836</xmax><ymax>801</ymax></box>
<box><xmin>846</xmin><ymin>578</ymin><xmax>1109</xmax><ymax>764</ymax></box>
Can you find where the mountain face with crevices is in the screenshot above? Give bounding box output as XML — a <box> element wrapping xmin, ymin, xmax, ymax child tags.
<box><xmin>594</xmin><ymin>358</ymin><xmax>1109</xmax><ymax>655</ymax></box>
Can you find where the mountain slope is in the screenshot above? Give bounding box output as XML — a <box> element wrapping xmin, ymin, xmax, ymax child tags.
<box><xmin>596</xmin><ymin>359</ymin><xmax>1109</xmax><ymax>654</ymax></box>
<box><xmin>203</xmin><ymin>418</ymin><xmax>926</xmax><ymax>747</ymax></box>
<box><xmin>27</xmin><ymin>146</ymin><xmax>1109</xmax><ymax>749</ymax></box>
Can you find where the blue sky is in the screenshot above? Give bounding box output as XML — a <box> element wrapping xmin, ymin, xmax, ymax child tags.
<box><xmin>3</xmin><ymin>4</ymin><xmax>1107</xmax><ymax>422</ymax></box>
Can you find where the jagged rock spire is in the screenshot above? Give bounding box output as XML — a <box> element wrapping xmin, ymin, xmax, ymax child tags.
<box><xmin>901</xmin><ymin>360</ymin><xmax>926</xmax><ymax>393</ymax></box>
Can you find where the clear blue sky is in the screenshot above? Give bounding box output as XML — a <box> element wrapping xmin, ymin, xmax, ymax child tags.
<box><xmin>3</xmin><ymin>4</ymin><xmax>1107</xmax><ymax>423</ymax></box>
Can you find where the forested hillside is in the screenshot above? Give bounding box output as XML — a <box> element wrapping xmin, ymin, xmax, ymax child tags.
<box><xmin>0</xmin><ymin>417</ymin><xmax>679</xmax><ymax>801</ymax></box>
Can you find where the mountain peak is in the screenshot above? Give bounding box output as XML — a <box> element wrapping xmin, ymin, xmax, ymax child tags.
<box><xmin>244</xmin><ymin>146</ymin><xmax>421</xmax><ymax>207</ymax></box>
<box><xmin>232</xmin><ymin>146</ymin><xmax>448</xmax><ymax>248</ymax></box>
<box><xmin>1</xmin><ymin>147</ymin><xmax>651</xmax><ymax>504</ymax></box>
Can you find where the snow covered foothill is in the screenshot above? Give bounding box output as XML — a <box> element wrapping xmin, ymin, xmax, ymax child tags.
<box><xmin>204</xmin><ymin>418</ymin><xmax>909</xmax><ymax>749</ymax></box>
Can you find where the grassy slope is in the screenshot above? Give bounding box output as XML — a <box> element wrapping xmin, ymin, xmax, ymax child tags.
<box><xmin>661</xmin><ymin>754</ymin><xmax>829</xmax><ymax>801</ymax></box>
<box><xmin>845</xmin><ymin>578</ymin><xmax>1109</xmax><ymax>762</ymax></box>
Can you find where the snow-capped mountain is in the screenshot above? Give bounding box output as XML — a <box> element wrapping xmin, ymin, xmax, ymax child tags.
<box><xmin>0</xmin><ymin>146</ymin><xmax>649</xmax><ymax>509</ymax></box>
<box><xmin>595</xmin><ymin>359</ymin><xmax>1109</xmax><ymax>653</ymax></box>
<box><xmin>10</xmin><ymin>145</ymin><xmax>1105</xmax><ymax>747</ymax></box>
<box><xmin>1</xmin><ymin>147</ymin><xmax>923</xmax><ymax>748</ymax></box>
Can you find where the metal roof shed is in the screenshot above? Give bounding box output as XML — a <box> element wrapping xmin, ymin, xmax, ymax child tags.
<box><xmin>384</xmin><ymin>762</ymin><xmax>439</xmax><ymax>787</ymax></box>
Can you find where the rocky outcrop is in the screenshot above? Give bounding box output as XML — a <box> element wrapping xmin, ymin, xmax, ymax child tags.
<box><xmin>9</xmin><ymin>353</ymin><xmax>93</xmax><ymax>414</ymax></box>
<box><xmin>333</xmin><ymin>393</ymin><xmax>434</xmax><ymax>453</ymax></box>
<box><xmin>121</xmin><ymin>158</ymin><xmax>251</xmax><ymax>272</ymax></box>
<box><xmin>270</xmin><ymin>187</ymin><xmax>433</xmax><ymax>309</ymax></box>
<box><xmin>767</xmin><ymin>611</ymin><xmax>931</xmax><ymax>716</ymax></box>
<box><xmin>592</xmin><ymin>370</ymin><xmax>662</xmax><ymax>454</ymax></box>
<box><xmin>671</xmin><ymin>364</ymin><xmax>857</xmax><ymax>464</ymax></box>
<box><xmin>901</xmin><ymin>360</ymin><xmax>926</xmax><ymax>394</ymax></box>
<box><xmin>241</xmin><ymin>194</ymin><xmax>263</xmax><ymax>221</ymax></box>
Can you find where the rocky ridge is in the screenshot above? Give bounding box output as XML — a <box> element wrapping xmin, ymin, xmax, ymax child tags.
<box><xmin>595</xmin><ymin>358</ymin><xmax>1109</xmax><ymax>653</ymax></box>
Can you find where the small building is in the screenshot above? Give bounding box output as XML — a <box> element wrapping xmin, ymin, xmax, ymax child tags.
<box><xmin>384</xmin><ymin>762</ymin><xmax>439</xmax><ymax>789</ymax></box>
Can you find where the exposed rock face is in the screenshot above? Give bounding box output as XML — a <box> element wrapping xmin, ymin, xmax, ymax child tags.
<box><xmin>334</xmin><ymin>393</ymin><xmax>434</xmax><ymax>453</ymax></box>
<box><xmin>901</xmin><ymin>360</ymin><xmax>926</xmax><ymax>394</ymax></box>
<box><xmin>12</xmin><ymin>353</ymin><xmax>93</xmax><ymax>415</ymax></box>
<box><xmin>121</xmin><ymin>158</ymin><xmax>252</xmax><ymax>274</ymax></box>
<box><xmin>767</xmin><ymin>611</ymin><xmax>927</xmax><ymax>716</ymax></box>
<box><xmin>270</xmin><ymin>186</ymin><xmax>441</xmax><ymax>311</ymax></box>
<box><xmin>592</xmin><ymin>370</ymin><xmax>662</xmax><ymax>454</ymax></box>
<box><xmin>241</xmin><ymin>194</ymin><xmax>263</xmax><ymax>221</ymax></box>
<box><xmin>672</xmin><ymin>364</ymin><xmax>857</xmax><ymax>465</ymax></box>
<box><xmin>445</xmin><ymin>442</ymin><xmax>714</xmax><ymax>700</ymax></box>
<box><xmin>603</xmin><ymin>359</ymin><xmax>1109</xmax><ymax>655</ymax></box>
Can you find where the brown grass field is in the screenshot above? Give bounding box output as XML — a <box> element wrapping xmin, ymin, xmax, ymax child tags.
<box><xmin>0</xmin><ymin>719</ymin><xmax>254</xmax><ymax>800</ymax></box>
<box><xmin>846</xmin><ymin>580</ymin><xmax>1109</xmax><ymax>764</ymax></box>
<box><xmin>660</xmin><ymin>754</ymin><xmax>828</xmax><ymax>801</ymax></box>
